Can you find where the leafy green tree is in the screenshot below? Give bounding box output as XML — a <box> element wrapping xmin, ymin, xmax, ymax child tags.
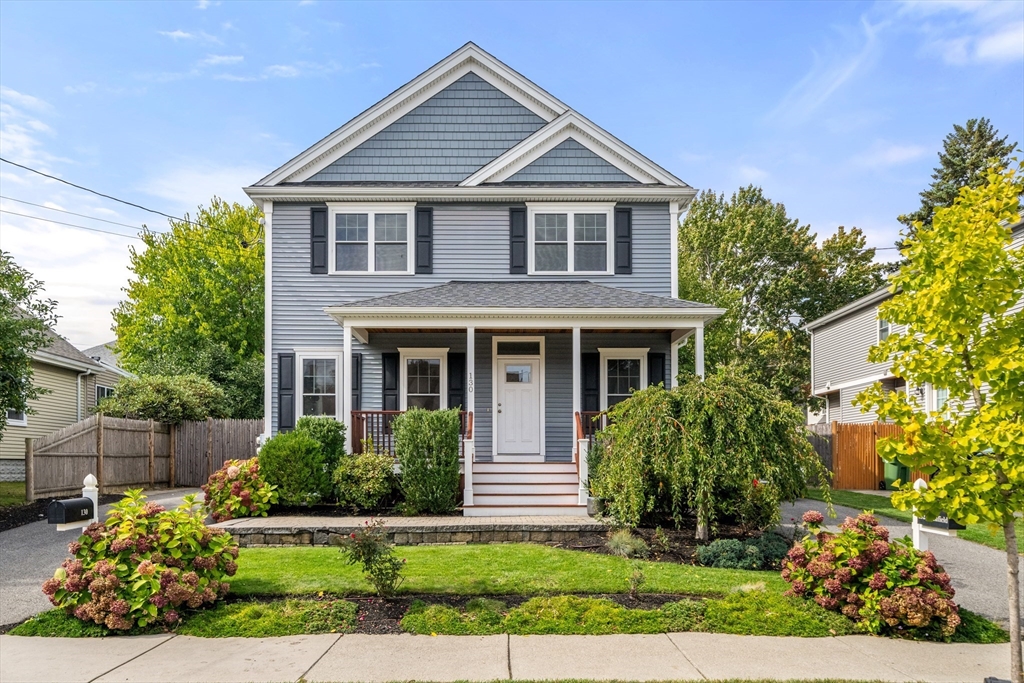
<box><xmin>0</xmin><ymin>251</ymin><xmax>57</xmax><ymax>432</ymax></box>
<box><xmin>856</xmin><ymin>161</ymin><xmax>1023</xmax><ymax>681</ymax></box>
<box><xmin>677</xmin><ymin>187</ymin><xmax>888</xmax><ymax>406</ymax></box>
<box><xmin>96</xmin><ymin>374</ymin><xmax>229</xmax><ymax>423</ymax></box>
<box><xmin>898</xmin><ymin>118</ymin><xmax>1016</xmax><ymax>239</ymax></box>
<box><xmin>113</xmin><ymin>198</ymin><xmax>263</xmax><ymax>418</ymax></box>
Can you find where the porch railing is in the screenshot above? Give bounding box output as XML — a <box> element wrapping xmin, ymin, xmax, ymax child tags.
<box><xmin>351</xmin><ymin>410</ymin><xmax>473</xmax><ymax>459</ymax></box>
<box><xmin>580</xmin><ymin>411</ymin><xmax>608</xmax><ymax>446</ymax></box>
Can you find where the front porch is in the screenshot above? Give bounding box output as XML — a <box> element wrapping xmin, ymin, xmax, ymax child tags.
<box><xmin>312</xmin><ymin>281</ymin><xmax>722</xmax><ymax>516</ymax></box>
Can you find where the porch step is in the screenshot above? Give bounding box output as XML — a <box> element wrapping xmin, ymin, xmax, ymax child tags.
<box><xmin>473</xmin><ymin>493</ymin><xmax>581</xmax><ymax>506</ymax></box>
<box><xmin>474</xmin><ymin>471</ymin><xmax>579</xmax><ymax>485</ymax></box>
<box><xmin>473</xmin><ymin>462</ymin><xmax>576</xmax><ymax>474</ymax></box>
<box><xmin>464</xmin><ymin>505</ymin><xmax>590</xmax><ymax>517</ymax></box>
<box><xmin>474</xmin><ymin>482</ymin><xmax>578</xmax><ymax>495</ymax></box>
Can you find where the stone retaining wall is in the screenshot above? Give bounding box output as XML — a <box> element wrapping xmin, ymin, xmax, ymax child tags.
<box><xmin>229</xmin><ymin>524</ymin><xmax>604</xmax><ymax>547</ymax></box>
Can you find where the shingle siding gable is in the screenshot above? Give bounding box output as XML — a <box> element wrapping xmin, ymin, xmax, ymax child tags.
<box><xmin>504</xmin><ymin>138</ymin><xmax>636</xmax><ymax>183</ymax></box>
<box><xmin>308</xmin><ymin>73</ymin><xmax>546</xmax><ymax>183</ymax></box>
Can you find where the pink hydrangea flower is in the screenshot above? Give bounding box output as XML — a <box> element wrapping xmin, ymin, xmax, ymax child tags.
<box><xmin>226</xmin><ymin>465</ymin><xmax>241</xmax><ymax>479</ymax></box>
<box><xmin>802</xmin><ymin>510</ymin><xmax>824</xmax><ymax>525</ymax></box>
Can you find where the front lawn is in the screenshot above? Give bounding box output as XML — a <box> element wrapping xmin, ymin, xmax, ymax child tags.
<box><xmin>804</xmin><ymin>489</ymin><xmax>1024</xmax><ymax>553</ymax></box>
<box><xmin>231</xmin><ymin>544</ymin><xmax>789</xmax><ymax>597</ymax></box>
<box><xmin>0</xmin><ymin>481</ymin><xmax>25</xmax><ymax>507</ymax></box>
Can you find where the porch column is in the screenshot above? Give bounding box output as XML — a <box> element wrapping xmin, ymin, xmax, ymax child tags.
<box><xmin>573</xmin><ymin>326</ymin><xmax>588</xmax><ymax>505</ymax></box>
<box><xmin>464</xmin><ymin>326</ymin><xmax>475</xmax><ymax>506</ymax></box>
<box><xmin>695</xmin><ymin>326</ymin><xmax>705</xmax><ymax>380</ymax></box>
<box><xmin>670</xmin><ymin>341</ymin><xmax>680</xmax><ymax>388</ymax></box>
<box><xmin>342</xmin><ymin>322</ymin><xmax>353</xmax><ymax>454</ymax></box>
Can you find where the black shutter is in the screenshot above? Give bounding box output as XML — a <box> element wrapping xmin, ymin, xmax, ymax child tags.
<box><xmin>351</xmin><ymin>353</ymin><xmax>362</xmax><ymax>411</ymax></box>
<box><xmin>447</xmin><ymin>352</ymin><xmax>466</xmax><ymax>410</ymax></box>
<box><xmin>582</xmin><ymin>352</ymin><xmax>600</xmax><ymax>412</ymax></box>
<box><xmin>382</xmin><ymin>353</ymin><xmax>400</xmax><ymax>411</ymax></box>
<box><xmin>509</xmin><ymin>207</ymin><xmax>527</xmax><ymax>274</ymax></box>
<box><xmin>415</xmin><ymin>207</ymin><xmax>433</xmax><ymax>274</ymax></box>
<box><xmin>648</xmin><ymin>352</ymin><xmax>666</xmax><ymax>388</ymax></box>
<box><xmin>614</xmin><ymin>207</ymin><xmax>632</xmax><ymax>275</ymax></box>
<box><xmin>278</xmin><ymin>352</ymin><xmax>295</xmax><ymax>431</ymax></box>
<box><xmin>310</xmin><ymin>207</ymin><xmax>328</xmax><ymax>274</ymax></box>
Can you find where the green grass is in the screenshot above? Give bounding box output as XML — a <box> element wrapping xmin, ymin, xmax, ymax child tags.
<box><xmin>10</xmin><ymin>599</ymin><xmax>357</xmax><ymax>638</ymax></box>
<box><xmin>402</xmin><ymin>590</ymin><xmax>854</xmax><ymax>638</ymax></box>
<box><xmin>233</xmin><ymin>544</ymin><xmax>788</xmax><ymax>597</ymax></box>
<box><xmin>804</xmin><ymin>488</ymin><xmax>1024</xmax><ymax>553</ymax></box>
<box><xmin>0</xmin><ymin>481</ymin><xmax>26</xmax><ymax>507</ymax></box>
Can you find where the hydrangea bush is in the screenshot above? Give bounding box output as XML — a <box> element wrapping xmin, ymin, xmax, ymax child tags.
<box><xmin>782</xmin><ymin>510</ymin><xmax>960</xmax><ymax>639</ymax></box>
<box><xmin>203</xmin><ymin>458</ymin><xmax>278</xmax><ymax>522</ymax></box>
<box><xmin>42</xmin><ymin>490</ymin><xmax>238</xmax><ymax>630</ymax></box>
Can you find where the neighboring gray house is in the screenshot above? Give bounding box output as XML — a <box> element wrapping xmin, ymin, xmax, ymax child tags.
<box><xmin>244</xmin><ymin>43</ymin><xmax>723</xmax><ymax>515</ymax></box>
<box><xmin>81</xmin><ymin>341</ymin><xmax>134</xmax><ymax>405</ymax></box>
<box><xmin>806</xmin><ymin>215</ymin><xmax>1024</xmax><ymax>425</ymax></box>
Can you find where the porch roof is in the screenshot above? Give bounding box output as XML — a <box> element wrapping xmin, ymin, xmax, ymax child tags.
<box><xmin>324</xmin><ymin>281</ymin><xmax>724</xmax><ymax>330</ymax></box>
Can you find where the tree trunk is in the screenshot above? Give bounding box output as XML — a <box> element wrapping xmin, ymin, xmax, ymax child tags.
<box><xmin>1005</xmin><ymin>520</ymin><xmax>1022</xmax><ymax>683</ymax></box>
<box><xmin>696</xmin><ymin>521</ymin><xmax>709</xmax><ymax>542</ymax></box>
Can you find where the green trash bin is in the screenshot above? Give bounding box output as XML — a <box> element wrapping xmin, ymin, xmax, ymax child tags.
<box><xmin>883</xmin><ymin>461</ymin><xmax>910</xmax><ymax>490</ymax></box>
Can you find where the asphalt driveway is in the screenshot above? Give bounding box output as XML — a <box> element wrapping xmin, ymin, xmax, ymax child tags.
<box><xmin>0</xmin><ymin>488</ymin><xmax>201</xmax><ymax>627</ymax></box>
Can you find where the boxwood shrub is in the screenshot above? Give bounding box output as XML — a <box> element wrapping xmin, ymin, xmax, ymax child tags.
<box><xmin>393</xmin><ymin>408</ymin><xmax>461</xmax><ymax>514</ymax></box>
<box><xmin>42</xmin><ymin>490</ymin><xmax>237</xmax><ymax>630</ymax></box>
<box><xmin>258</xmin><ymin>430</ymin><xmax>332</xmax><ymax>506</ymax></box>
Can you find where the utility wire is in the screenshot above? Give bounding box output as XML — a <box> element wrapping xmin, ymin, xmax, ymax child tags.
<box><xmin>0</xmin><ymin>209</ymin><xmax>144</xmax><ymax>240</ymax></box>
<box><xmin>0</xmin><ymin>195</ymin><xmax>162</xmax><ymax>232</ymax></box>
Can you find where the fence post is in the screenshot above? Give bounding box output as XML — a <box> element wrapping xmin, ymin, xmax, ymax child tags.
<box><xmin>24</xmin><ymin>438</ymin><xmax>34</xmax><ymax>502</ymax></box>
<box><xmin>169</xmin><ymin>424</ymin><xmax>176</xmax><ymax>488</ymax></box>
<box><xmin>96</xmin><ymin>413</ymin><xmax>104</xmax><ymax>493</ymax></box>
<box><xmin>206</xmin><ymin>416</ymin><xmax>214</xmax><ymax>479</ymax></box>
<box><xmin>148</xmin><ymin>419</ymin><xmax>155</xmax><ymax>489</ymax></box>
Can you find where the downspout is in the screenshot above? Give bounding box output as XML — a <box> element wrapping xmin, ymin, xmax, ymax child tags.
<box><xmin>76</xmin><ymin>370</ymin><xmax>94</xmax><ymax>421</ymax></box>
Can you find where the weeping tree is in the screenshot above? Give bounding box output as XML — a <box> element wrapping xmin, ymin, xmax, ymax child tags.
<box><xmin>590</xmin><ymin>365</ymin><xmax>828</xmax><ymax>538</ymax></box>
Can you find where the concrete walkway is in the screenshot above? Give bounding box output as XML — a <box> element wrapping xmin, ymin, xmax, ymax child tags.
<box><xmin>0</xmin><ymin>489</ymin><xmax>201</xmax><ymax>627</ymax></box>
<box><xmin>0</xmin><ymin>632</ymin><xmax>1013</xmax><ymax>682</ymax></box>
<box><xmin>783</xmin><ymin>498</ymin><xmax>1024</xmax><ymax>628</ymax></box>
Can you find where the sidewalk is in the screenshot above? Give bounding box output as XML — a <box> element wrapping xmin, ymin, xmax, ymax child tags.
<box><xmin>0</xmin><ymin>632</ymin><xmax>1012</xmax><ymax>682</ymax></box>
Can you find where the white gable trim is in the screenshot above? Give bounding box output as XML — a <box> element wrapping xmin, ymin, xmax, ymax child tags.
<box><xmin>460</xmin><ymin>112</ymin><xmax>686</xmax><ymax>187</ymax></box>
<box><xmin>255</xmin><ymin>43</ymin><xmax>569</xmax><ymax>187</ymax></box>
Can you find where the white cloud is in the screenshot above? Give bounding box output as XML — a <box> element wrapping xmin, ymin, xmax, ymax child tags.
<box><xmin>768</xmin><ymin>18</ymin><xmax>882</xmax><ymax>124</ymax></box>
<box><xmin>852</xmin><ymin>141</ymin><xmax>927</xmax><ymax>168</ymax></box>
<box><xmin>897</xmin><ymin>1</ymin><xmax>1024</xmax><ymax>65</ymax></box>
<box><xmin>736</xmin><ymin>164</ymin><xmax>770</xmax><ymax>183</ymax></box>
<box><xmin>975</xmin><ymin>22</ymin><xmax>1024</xmax><ymax>63</ymax></box>
<box><xmin>158</xmin><ymin>29</ymin><xmax>222</xmax><ymax>44</ymax></box>
<box><xmin>64</xmin><ymin>82</ymin><xmax>97</xmax><ymax>94</ymax></box>
<box><xmin>0</xmin><ymin>86</ymin><xmax>52</xmax><ymax>113</ymax></box>
<box><xmin>138</xmin><ymin>163</ymin><xmax>267</xmax><ymax>213</ymax></box>
<box><xmin>196</xmin><ymin>0</ymin><xmax>221</xmax><ymax>8</ymax></box>
<box><xmin>199</xmin><ymin>54</ymin><xmax>244</xmax><ymax>66</ymax></box>
<box><xmin>0</xmin><ymin>89</ymin><xmax>67</xmax><ymax>170</ymax></box>
<box><xmin>264</xmin><ymin>64</ymin><xmax>301</xmax><ymax>78</ymax></box>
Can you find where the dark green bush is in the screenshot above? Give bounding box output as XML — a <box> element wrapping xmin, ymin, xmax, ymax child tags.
<box><xmin>96</xmin><ymin>374</ymin><xmax>228</xmax><ymax>423</ymax></box>
<box><xmin>393</xmin><ymin>408</ymin><xmax>461</xmax><ymax>514</ymax></box>
<box><xmin>258</xmin><ymin>431</ymin><xmax>332</xmax><ymax>506</ymax></box>
<box><xmin>696</xmin><ymin>534</ymin><xmax>789</xmax><ymax>570</ymax></box>
<box><xmin>333</xmin><ymin>453</ymin><xmax>394</xmax><ymax>510</ymax></box>
<box><xmin>295</xmin><ymin>416</ymin><xmax>346</xmax><ymax>472</ymax></box>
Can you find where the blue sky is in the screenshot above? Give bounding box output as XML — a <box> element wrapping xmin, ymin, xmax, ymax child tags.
<box><xmin>1</xmin><ymin>0</ymin><xmax>1022</xmax><ymax>347</ymax></box>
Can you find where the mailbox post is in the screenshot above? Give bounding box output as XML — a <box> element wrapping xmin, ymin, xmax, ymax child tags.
<box><xmin>911</xmin><ymin>478</ymin><xmax>966</xmax><ymax>551</ymax></box>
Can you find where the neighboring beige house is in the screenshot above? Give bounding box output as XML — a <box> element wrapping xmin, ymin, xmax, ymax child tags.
<box><xmin>0</xmin><ymin>333</ymin><xmax>130</xmax><ymax>482</ymax></box>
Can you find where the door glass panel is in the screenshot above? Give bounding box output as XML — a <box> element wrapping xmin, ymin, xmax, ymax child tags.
<box><xmin>505</xmin><ymin>365</ymin><xmax>532</xmax><ymax>383</ymax></box>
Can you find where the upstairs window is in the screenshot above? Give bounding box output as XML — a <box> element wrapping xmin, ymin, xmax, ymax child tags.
<box><xmin>878</xmin><ymin>316</ymin><xmax>890</xmax><ymax>341</ymax></box>
<box><xmin>528</xmin><ymin>204</ymin><xmax>614</xmax><ymax>274</ymax></box>
<box><xmin>329</xmin><ymin>204</ymin><xmax>414</xmax><ymax>274</ymax></box>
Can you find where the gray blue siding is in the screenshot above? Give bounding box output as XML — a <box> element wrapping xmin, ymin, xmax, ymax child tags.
<box><xmin>505</xmin><ymin>138</ymin><xmax>635</xmax><ymax>183</ymax></box>
<box><xmin>308</xmin><ymin>73</ymin><xmax>545</xmax><ymax>182</ymax></box>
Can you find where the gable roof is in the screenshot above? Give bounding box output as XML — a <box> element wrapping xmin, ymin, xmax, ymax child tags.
<box><xmin>247</xmin><ymin>43</ymin><xmax>691</xmax><ymax>200</ymax></box>
<box><xmin>81</xmin><ymin>341</ymin><xmax>134</xmax><ymax>378</ymax></box>
<box><xmin>34</xmin><ymin>327</ymin><xmax>104</xmax><ymax>373</ymax></box>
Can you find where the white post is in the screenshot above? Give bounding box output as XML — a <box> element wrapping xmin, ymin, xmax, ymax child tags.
<box><xmin>573</xmin><ymin>327</ymin><xmax>588</xmax><ymax>504</ymax></box>
<box><xmin>464</xmin><ymin>326</ymin><xmax>475</xmax><ymax>506</ymax></box>
<box><xmin>669</xmin><ymin>201</ymin><xmax>680</xmax><ymax>300</ymax></box>
<box><xmin>263</xmin><ymin>200</ymin><xmax>273</xmax><ymax>438</ymax></box>
<box><xmin>578</xmin><ymin>439</ymin><xmax>590</xmax><ymax>506</ymax></box>
<box><xmin>670</xmin><ymin>340</ymin><xmax>680</xmax><ymax>388</ymax></box>
<box><xmin>342</xmin><ymin>323</ymin><xmax>353</xmax><ymax>454</ymax></box>
<box><xmin>83</xmin><ymin>474</ymin><xmax>98</xmax><ymax>524</ymax></box>
<box><xmin>912</xmin><ymin>477</ymin><xmax>927</xmax><ymax>551</ymax></box>
<box><xmin>695</xmin><ymin>326</ymin><xmax>705</xmax><ymax>380</ymax></box>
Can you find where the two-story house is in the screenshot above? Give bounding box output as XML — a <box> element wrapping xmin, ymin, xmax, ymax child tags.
<box><xmin>244</xmin><ymin>43</ymin><xmax>723</xmax><ymax>515</ymax></box>
<box><xmin>806</xmin><ymin>214</ymin><xmax>1023</xmax><ymax>425</ymax></box>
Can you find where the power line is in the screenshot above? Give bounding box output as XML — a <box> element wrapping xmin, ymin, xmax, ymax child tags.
<box><xmin>0</xmin><ymin>156</ymin><xmax>208</xmax><ymax>229</ymax></box>
<box><xmin>0</xmin><ymin>209</ymin><xmax>144</xmax><ymax>240</ymax></box>
<box><xmin>0</xmin><ymin>195</ymin><xmax>162</xmax><ymax>232</ymax></box>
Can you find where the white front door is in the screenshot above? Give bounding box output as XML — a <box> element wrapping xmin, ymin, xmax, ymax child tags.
<box><xmin>496</xmin><ymin>358</ymin><xmax>541</xmax><ymax>455</ymax></box>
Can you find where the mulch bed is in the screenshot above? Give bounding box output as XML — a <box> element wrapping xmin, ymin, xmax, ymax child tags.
<box><xmin>0</xmin><ymin>494</ymin><xmax>120</xmax><ymax>534</ymax></box>
<box><xmin>557</xmin><ymin>518</ymin><xmax>754</xmax><ymax>564</ymax></box>
<box><xmin>227</xmin><ymin>592</ymin><xmax>700</xmax><ymax>635</ymax></box>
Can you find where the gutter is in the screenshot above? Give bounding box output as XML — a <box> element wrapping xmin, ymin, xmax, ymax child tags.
<box><xmin>76</xmin><ymin>370</ymin><xmax>94</xmax><ymax>421</ymax></box>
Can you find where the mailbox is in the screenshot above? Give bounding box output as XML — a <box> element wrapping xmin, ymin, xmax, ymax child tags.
<box><xmin>47</xmin><ymin>497</ymin><xmax>95</xmax><ymax>525</ymax></box>
<box><xmin>919</xmin><ymin>513</ymin><xmax>966</xmax><ymax>531</ymax></box>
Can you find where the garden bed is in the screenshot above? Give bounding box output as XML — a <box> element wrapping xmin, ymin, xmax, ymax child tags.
<box><xmin>561</xmin><ymin>519</ymin><xmax>755</xmax><ymax>564</ymax></box>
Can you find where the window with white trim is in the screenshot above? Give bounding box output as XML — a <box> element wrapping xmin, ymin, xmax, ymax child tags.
<box><xmin>528</xmin><ymin>204</ymin><xmax>614</xmax><ymax>274</ymax></box>
<box><xmin>399</xmin><ymin>348</ymin><xmax>448</xmax><ymax>411</ymax></box>
<box><xmin>599</xmin><ymin>348</ymin><xmax>648</xmax><ymax>409</ymax></box>
<box><xmin>329</xmin><ymin>204</ymin><xmax>415</xmax><ymax>274</ymax></box>
<box><xmin>96</xmin><ymin>385</ymin><xmax>115</xmax><ymax>404</ymax></box>
<box><xmin>878</xmin><ymin>316</ymin><xmax>890</xmax><ymax>341</ymax></box>
<box><xmin>934</xmin><ymin>387</ymin><xmax>949</xmax><ymax>412</ymax></box>
<box><xmin>301</xmin><ymin>357</ymin><xmax>338</xmax><ymax>417</ymax></box>
<box><xmin>6</xmin><ymin>409</ymin><xmax>27</xmax><ymax>427</ymax></box>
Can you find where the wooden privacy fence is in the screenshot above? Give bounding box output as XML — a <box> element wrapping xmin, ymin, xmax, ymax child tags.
<box><xmin>809</xmin><ymin>421</ymin><xmax>931</xmax><ymax>491</ymax></box>
<box><xmin>25</xmin><ymin>416</ymin><xmax>263</xmax><ymax>500</ymax></box>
